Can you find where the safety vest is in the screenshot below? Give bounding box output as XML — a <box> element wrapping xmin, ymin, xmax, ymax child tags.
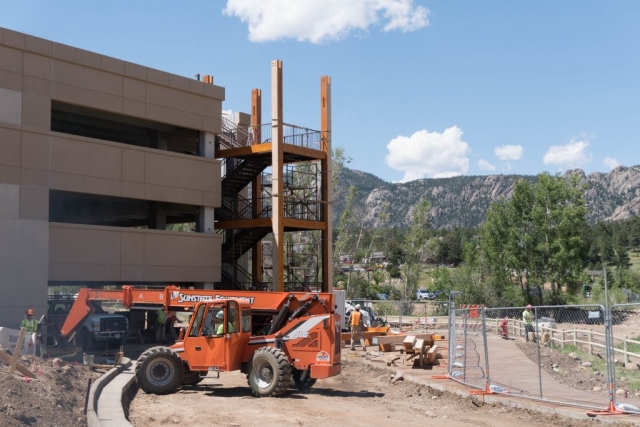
<box><xmin>21</xmin><ymin>318</ymin><xmax>37</xmax><ymax>333</ymax></box>
<box><xmin>351</xmin><ymin>310</ymin><xmax>361</xmax><ymax>327</ymax></box>
<box><xmin>216</xmin><ymin>322</ymin><xmax>234</xmax><ymax>335</ymax></box>
<box><xmin>157</xmin><ymin>310</ymin><xmax>167</xmax><ymax>324</ymax></box>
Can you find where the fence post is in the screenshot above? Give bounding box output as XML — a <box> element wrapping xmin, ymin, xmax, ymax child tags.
<box><xmin>481</xmin><ymin>308</ymin><xmax>491</xmax><ymax>392</ymax></box>
<box><xmin>561</xmin><ymin>330</ymin><xmax>566</xmax><ymax>348</ymax></box>
<box><xmin>573</xmin><ymin>329</ymin><xmax>577</xmax><ymax>347</ymax></box>
<box><xmin>588</xmin><ymin>331</ymin><xmax>592</xmax><ymax>355</ymax></box>
<box><xmin>624</xmin><ymin>336</ymin><xmax>629</xmax><ymax>366</ymax></box>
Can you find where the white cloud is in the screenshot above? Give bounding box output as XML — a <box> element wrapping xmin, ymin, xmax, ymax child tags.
<box><xmin>604</xmin><ymin>157</ymin><xmax>620</xmax><ymax>169</ymax></box>
<box><xmin>494</xmin><ymin>144</ymin><xmax>523</xmax><ymax>161</ymax></box>
<box><xmin>223</xmin><ymin>0</ymin><xmax>429</xmax><ymax>43</ymax></box>
<box><xmin>385</xmin><ymin>126</ymin><xmax>470</xmax><ymax>182</ymax></box>
<box><xmin>477</xmin><ymin>159</ymin><xmax>496</xmax><ymax>171</ymax></box>
<box><xmin>543</xmin><ymin>138</ymin><xmax>592</xmax><ymax>168</ymax></box>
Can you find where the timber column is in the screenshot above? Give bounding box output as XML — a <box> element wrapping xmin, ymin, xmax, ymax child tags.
<box><xmin>321</xmin><ymin>76</ymin><xmax>333</xmax><ymax>292</ymax></box>
<box><xmin>251</xmin><ymin>89</ymin><xmax>263</xmax><ymax>286</ymax></box>
<box><xmin>271</xmin><ymin>61</ymin><xmax>285</xmax><ymax>291</ymax></box>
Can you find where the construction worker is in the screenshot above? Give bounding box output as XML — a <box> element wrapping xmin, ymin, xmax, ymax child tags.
<box><xmin>166</xmin><ymin>311</ymin><xmax>178</xmax><ymax>344</ymax></box>
<box><xmin>156</xmin><ymin>307</ymin><xmax>167</xmax><ymax>343</ymax></box>
<box><xmin>349</xmin><ymin>304</ymin><xmax>366</xmax><ymax>351</ymax></box>
<box><xmin>21</xmin><ymin>309</ymin><xmax>37</xmax><ymax>333</ymax></box>
<box><xmin>214</xmin><ymin>310</ymin><xmax>234</xmax><ymax>335</ymax></box>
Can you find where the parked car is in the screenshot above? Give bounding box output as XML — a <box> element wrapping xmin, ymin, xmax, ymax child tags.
<box><xmin>416</xmin><ymin>289</ymin><xmax>436</xmax><ymax>301</ymax></box>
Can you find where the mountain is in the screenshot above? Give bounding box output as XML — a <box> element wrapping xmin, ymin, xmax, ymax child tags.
<box><xmin>333</xmin><ymin>165</ymin><xmax>640</xmax><ymax>229</ymax></box>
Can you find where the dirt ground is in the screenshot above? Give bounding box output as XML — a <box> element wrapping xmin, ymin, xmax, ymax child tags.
<box><xmin>128</xmin><ymin>360</ymin><xmax>636</xmax><ymax>427</ymax></box>
<box><xmin>0</xmin><ymin>355</ymin><xmax>100</xmax><ymax>427</ymax></box>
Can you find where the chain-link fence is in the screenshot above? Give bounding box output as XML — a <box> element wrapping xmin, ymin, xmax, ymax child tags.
<box><xmin>610</xmin><ymin>303</ymin><xmax>640</xmax><ymax>414</ymax></box>
<box><xmin>449</xmin><ymin>307</ymin><xmax>488</xmax><ymax>390</ymax></box>
<box><xmin>484</xmin><ymin>305</ymin><xmax>610</xmax><ymax>410</ymax></box>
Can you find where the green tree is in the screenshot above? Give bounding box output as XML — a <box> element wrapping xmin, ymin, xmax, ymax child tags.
<box><xmin>400</xmin><ymin>199</ymin><xmax>431</xmax><ymax>302</ymax></box>
<box><xmin>473</xmin><ymin>173</ymin><xmax>588</xmax><ymax>305</ymax></box>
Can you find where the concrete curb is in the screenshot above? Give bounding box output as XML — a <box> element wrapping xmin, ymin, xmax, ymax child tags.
<box><xmin>87</xmin><ymin>357</ymin><xmax>132</xmax><ymax>427</ymax></box>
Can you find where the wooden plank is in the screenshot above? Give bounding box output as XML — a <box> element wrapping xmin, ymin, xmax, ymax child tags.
<box><xmin>403</xmin><ymin>335</ymin><xmax>416</xmax><ymax>350</ymax></box>
<box><xmin>377</xmin><ymin>333</ymin><xmax>433</xmax><ymax>345</ymax></box>
<box><xmin>413</xmin><ymin>339</ymin><xmax>425</xmax><ymax>366</ymax></box>
<box><xmin>0</xmin><ymin>349</ymin><xmax>36</xmax><ymax>378</ymax></box>
<box><xmin>427</xmin><ymin>344</ymin><xmax>439</xmax><ymax>363</ymax></box>
<box><xmin>9</xmin><ymin>328</ymin><xmax>26</xmax><ymax>375</ymax></box>
<box><xmin>379</xmin><ymin>343</ymin><xmax>395</xmax><ymax>352</ymax></box>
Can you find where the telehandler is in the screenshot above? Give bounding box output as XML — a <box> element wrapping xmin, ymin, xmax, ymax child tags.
<box><xmin>60</xmin><ymin>286</ymin><xmax>341</xmax><ymax>396</ymax></box>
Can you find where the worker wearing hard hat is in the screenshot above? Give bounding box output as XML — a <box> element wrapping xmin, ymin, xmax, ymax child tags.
<box><xmin>349</xmin><ymin>304</ymin><xmax>366</xmax><ymax>352</ymax></box>
<box><xmin>213</xmin><ymin>310</ymin><xmax>234</xmax><ymax>335</ymax></box>
<box><xmin>20</xmin><ymin>309</ymin><xmax>37</xmax><ymax>333</ymax></box>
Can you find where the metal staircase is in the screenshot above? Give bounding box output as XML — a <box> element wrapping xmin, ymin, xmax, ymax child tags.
<box><xmin>220</xmin><ymin>227</ymin><xmax>271</xmax><ymax>264</ymax></box>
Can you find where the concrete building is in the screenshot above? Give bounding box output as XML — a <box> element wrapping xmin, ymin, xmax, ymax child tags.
<box><xmin>0</xmin><ymin>27</ymin><xmax>333</xmax><ymax>329</ymax></box>
<box><xmin>0</xmin><ymin>27</ymin><xmax>223</xmax><ymax>327</ymax></box>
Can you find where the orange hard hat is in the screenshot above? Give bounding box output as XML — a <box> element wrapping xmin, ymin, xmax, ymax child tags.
<box><xmin>27</xmin><ymin>309</ymin><xmax>34</xmax><ymax>315</ymax></box>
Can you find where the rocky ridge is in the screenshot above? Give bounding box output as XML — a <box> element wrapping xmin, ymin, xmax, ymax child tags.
<box><xmin>334</xmin><ymin>165</ymin><xmax>640</xmax><ymax>229</ymax></box>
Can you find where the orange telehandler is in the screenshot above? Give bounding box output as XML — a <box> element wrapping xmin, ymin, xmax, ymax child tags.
<box><xmin>60</xmin><ymin>286</ymin><xmax>341</xmax><ymax>397</ymax></box>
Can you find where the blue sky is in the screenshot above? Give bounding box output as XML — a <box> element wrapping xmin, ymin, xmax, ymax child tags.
<box><xmin>2</xmin><ymin>1</ymin><xmax>639</xmax><ymax>183</ymax></box>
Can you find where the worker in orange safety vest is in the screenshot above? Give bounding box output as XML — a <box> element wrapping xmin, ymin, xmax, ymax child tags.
<box><xmin>349</xmin><ymin>304</ymin><xmax>366</xmax><ymax>352</ymax></box>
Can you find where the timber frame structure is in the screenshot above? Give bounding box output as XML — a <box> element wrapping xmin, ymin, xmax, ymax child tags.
<box><xmin>214</xmin><ymin>61</ymin><xmax>333</xmax><ymax>293</ymax></box>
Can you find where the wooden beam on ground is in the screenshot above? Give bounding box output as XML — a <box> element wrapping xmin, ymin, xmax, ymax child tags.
<box><xmin>0</xmin><ymin>348</ymin><xmax>36</xmax><ymax>378</ymax></box>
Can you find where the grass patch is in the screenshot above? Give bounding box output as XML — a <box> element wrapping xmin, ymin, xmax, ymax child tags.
<box><xmin>558</xmin><ymin>344</ymin><xmax>606</xmax><ymax>373</ymax></box>
<box><xmin>559</xmin><ymin>343</ymin><xmax>640</xmax><ymax>390</ymax></box>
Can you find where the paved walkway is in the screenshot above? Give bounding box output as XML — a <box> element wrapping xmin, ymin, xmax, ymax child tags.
<box><xmin>483</xmin><ymin>334</ymin><xmax>607</xmax><ymax>407</ymax></box>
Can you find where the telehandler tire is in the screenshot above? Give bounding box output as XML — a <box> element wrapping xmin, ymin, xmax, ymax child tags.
<box><xmin>249</xmin><ymin>347</ymin><xmax>291</xmax><ymax>397</ymax></box>
<box><xmin>292</xmin><ymin>367</ymin><xmax>317</xmax><ymax>390</ymax></box>
<box><xmin>135</xmin><ymin>346</ymin><xmax>184</xmax><ymax>395</ymax></box>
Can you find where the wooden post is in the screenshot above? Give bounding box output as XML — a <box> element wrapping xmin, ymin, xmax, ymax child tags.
<box><xmin>320</xmin><ymin>75</ymin><xmax>332</xmax><ymax>293</ymax></box>
<box><xmin>271</xmin><ymin>60</ymin><xmax>284</xmax><ymax>291</ymax></box>
<box><xmin>573</xmin><ymin>329</ymin><xmax>577</xmax><ymax>347</ymax></box>
<box><xmin>9</xmin><ymin>328</ymin><xmax>26</xmax><ymax>375</ymax></box>
<box><xmin>624</xmin><ymin>336</ymin><xmax>630</xmax><ymax>365</ymax></box>
<box><xmin>588</xmin><ymin>330</ymin><xmax>592</xmax><ymax>355</ymax></box>
<box><xmin>561</xmin><ymin>330</ymin><xmax>566</xmax><ymax>348</ymax></box>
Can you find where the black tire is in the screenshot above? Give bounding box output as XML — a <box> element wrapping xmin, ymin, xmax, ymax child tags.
<box><xmin>181</xmin><ymin>369</ymin><xmax>207</xmax><ymax>386</ymax></box>
<box><xmin>292</xmin><ymin>368</ymin><xmax>317</xmax><ymax>391</ymax></box>
<box><xmin>78</xmin><ymin>328</ymin><xmax>93</xmax><ymax>351</ymax></box>
<box><xmin>248</xmin><ymin>347</ymin><xmax>292</xmax><ymax>397</ymax></box>
<box><xmin>135</xmin><ymin>346</ymin><xmax>184</xmax><ymax>395</ymax></box>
